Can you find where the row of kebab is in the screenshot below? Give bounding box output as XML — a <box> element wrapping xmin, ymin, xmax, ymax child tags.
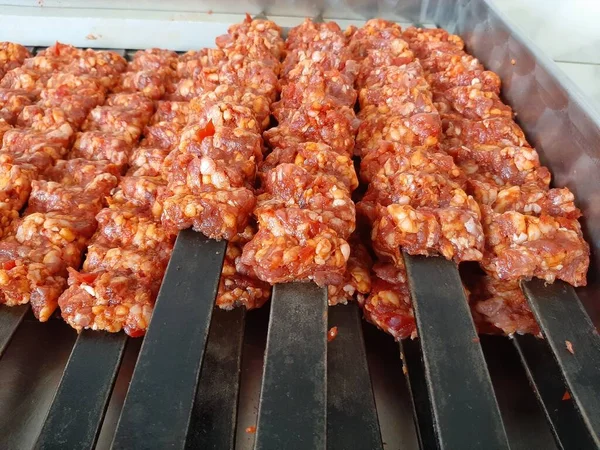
<box><xmin>0</xmin><ymin>17</ymin><xmax>589</xmax><ymax>339</ymax></box>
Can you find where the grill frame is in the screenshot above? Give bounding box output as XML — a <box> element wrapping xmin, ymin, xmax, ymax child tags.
<box><xmin>0</xmin><ymin>3</ymin><xmax>598</xmax><ymax>449</ymax></box>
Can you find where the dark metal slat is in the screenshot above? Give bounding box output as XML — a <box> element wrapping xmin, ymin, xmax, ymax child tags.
<box><xmin>327</xmin><ymin>303</ymin><xmax>382</xmax><ymax>450</ymax></box>
<box><xmin>521</xmin><ymin>279</ymin><xmax>600</xmax><ymax>447</ymax></box>
<box><xmin>111</xmin><ymin>230</ymin><xmax>227</xmax><ymax>450</ymax></box>
<box><xmin>0</xmin><ymin>305</ymin><xmax>28</xmax><ymax>358</ymax></box>
<box><xmin>34</xmin><ymin>331</ymin><xmax>127</xmax><ymax>450</ymax></box>
<box><xmin>513</xmin><ymin>334</ymin><xmax>597</xmax><ymax>450</ymax></box>
<box><xmin>403</xmin><ymin>254</ymin><xmax>510</xmax><ymax>450</ymax></box>
<box><xmin>185</xmin><ymin>307</ymin><xmax>246</xmax><ymax>450</ymax></box>
<box><xmin>255</xmin><ymin>282</ymin><xmax>328</xmax><ymax>450</ymax></box>
<box><xmin>400</xmin><ymin>338</ymin><xmax>438</xmax><ymax>450</ymax></box>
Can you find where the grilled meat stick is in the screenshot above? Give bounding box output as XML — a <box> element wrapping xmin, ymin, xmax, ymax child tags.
<box><xmin>402</xmin><ymin>26</ymin><xmax>589</xmax><ymax>335</ymax></box>
<box><xmin>0</xmin><ymin>44</ymin><xmax>127</xmax><ymax>320</ymax></box>
<box><xmin>239</xmin><ymin>18</ymin><xmax>360</xmax><ymax>288</ymax></box>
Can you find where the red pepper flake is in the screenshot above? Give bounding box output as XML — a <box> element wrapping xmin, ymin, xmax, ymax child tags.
<box><xmin>195</xmin><ymin>120</ymin><xmax>215</xmax><ymax>141</ymax></box>
<box><xmin>2</xmin><ymin>260</ymin><xmax>16</xmax><ymax>270</ymax></box>
<box><xmin>510</xmin><ymin>59</ymin><xmax>516</xmax><ymax>65</ymax></box>
<box><xmin>76</xmin><ymin>272</ymin><xmax>98</xmax><ymax>284</ymax></box>
<box><xmin>565</xmin><ymin>340</ymin><xmax>574</xmax><ymax>354</ymax></box>
<box><xmin>562</xmin><ymin>391</ymin><xmax>571</xmax><ymax>401</ymax></box>
<box><xmin>245</xmin><ymin>13</ymin><xmax>253</xmax><ymax>23</ymax></box>
<box><xmin>327</xmin><ymin>326</ymin><xmax>338</xmax><ymax>342</ymax></box>
<box><xmin>245</xmin><ymin>426</ymin><xmax>256</xmax><ymax>434</ymax></box>
<box><xmin>472</xmin><ymin>336</ymin><xmax>480</xmax><ymax>343</ymax></box>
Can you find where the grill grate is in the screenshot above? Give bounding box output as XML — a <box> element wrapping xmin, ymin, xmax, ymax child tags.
<box><xmin>0</xmin><ymin>29</ymin><xmax>598</xmax><ymax>450</ymax></box>
<box><xmin>35</xmin><ymin>332</ymin><xmax>127</xmax><ymax>450</ymax></box>
<box><xmin>404</xmin><ymin>254</ymin><xmax>510</xmax><ymax>449</ymax></box>
<box><xmin>0</xmin><ymin>304</ymin><xmax>28</xmax><ymax>358</ymax></box>
<box><xmin>514</xmin><ymin>334</ymin><xmax>598</xmax><ymax>449</ymax></box>
<box><xmin>327</xmin><ymin>303</ymin><xmax>382</xmax><ymax>450</ymax></box>
<box><xmin>522</xmin><ymin>280</ymin><xmax>600</xmax><ymax>447</ymax></box>
<box><xmin>255</xmin><ymin>283</ymin><xmax>328</xmax><ymax>450</ymax></box>
<box><xmin>111</xmin><ymin>231</ymin><xmax>226</xmax><ymax>449</ymax></box>
<box><xmin>401</xmin><ymin>338</ymin><xmax>437</xmax><ymax>449</ymax></box>
<box><xmin>187</xmin><ymin>307</ymin><xmax>246</xmax><ymax>449</ymax></box>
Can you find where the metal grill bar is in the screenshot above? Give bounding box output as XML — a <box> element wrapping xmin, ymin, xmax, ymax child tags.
<box><xmin>404</xmin><ymin>254</ymin><xmax>510</xmax><ymax>450</ymax></box>
<box><xmin>255</xmin><ymin>282</ymin><xmax>328</xmax><ymax>450</ymax></box>
<box><xmin>111</xmin><ymin>230</ymin><xmax>226</xmax><ymax>450</ymax></box>
<box><xmin>513</xmin><ymin>334</ymin><xmax>597</xmax><ymax>450</ymax></box>
<box><xmin>0</xmin><ymin>305</ymin><xmax>29</xmax><ymax>358</ymax></box>
<box><xmin>185</xmin><ymin>307</ymin><xmax>246</xmax><ymax>450</ymax></box>
<box><xmin>34</xmin><ymin>331</ymin><xmax>127</xmax><ymax>450</ymax></box>
<box><xmin>400</xmin><ymin>339</ymin><xmax>438</xmax><ymax>450</ymax></box>
<box><xmin>521</xmin><ymin>279</ymin><xmax>600</xmax><ymax>446</ymax></box>
<box><xmin>327</xmin><ymin>303</ymin><xmax>382</xmax><ymax>450</ymax></box>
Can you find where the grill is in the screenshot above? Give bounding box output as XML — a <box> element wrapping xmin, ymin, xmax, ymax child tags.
<box><xmin>1</xmin><ymin>1</ymin><xmax>600</xmax><ymax>449</ymax></box>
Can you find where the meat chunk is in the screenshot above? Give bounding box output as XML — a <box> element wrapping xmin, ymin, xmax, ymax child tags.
<box><xmin>43</xmin><ymin>158</ymin><xmax>121</xmax><ymax>187</ymax></box>
<box><xmin>2</xmin><ymin>123</ymin><xmax>73</xmax><ymax>164</ymax></box>
<box><xmin>261</xmin><ymin>142</ymin><xmax>358</xmax><ymax>191</ymax></box>
<box><xmin>359</xmin><ymin>263</ymin><xmax>416</xmax><ymax>341</ymax></box>
<box><xmin>150</xmin><ymin>101</ymin><xmax>190</xmax><ymax>127</ymax></box>
<box><xmin>71</xmin><ymin>131</ymin><xmax>134</xmax><ymax>166</ymax></box>
<box><xmin>83</xmin><ymin>241</ymin><xmax>171</xmax><ymax>279</ymax></box>
<box><xmin>12</xmin><ymin>212</ymin><xmax>97</xmax><ymax>250</ymax></box>
<box><xmin>369</xmin><ymin>204</ymin><xmax>484</xmax><ymax>264</ymax></box>
<box><xmin>275</xmin><ymin>59</ymin><xmax>356</xmax><ymax>111</ymax></box>
<box><xmin>164</xmin><ymin>148</ymin><xmax>256</xmax><ymax>191</ymax></box>
<box><xmin>217</xmin><ymin>17</ymin><xmax>284</xmax><ymax>61</ymax></box>
<box><xmin>96</xmin><ymin>205</ymin><xmax>175</xmax><ymax>250</ymax></box>
<box><xmin>265</xmin><ymin>104</ymin><xmax>358</xmax><ymax>156</ymax></box>
<box><xmin>348</xmin><ymin>19</ymin><xmax>405</xmax><ymax>59</ymax></box>
<box><xmin>359</xmin><ymin>141</ymin><xmax>465</xmax><ymax>185</ymax></box>
<box><xmin>481</xmin><ymin>209</ymin><xmax>589</xmax><ymax>286</ymax></box>
<box><xmin>110</xmin><ymin>175</ymin><xmax>165</xmax><ymax>215</ymax></box>
<box><xmin>328</xmin><ymin>236</ymin><xmax>372</xmax><ymax>306</ymax></box>
<box><xmin>283</xmin><ymin>19</ymin><xmax>351</xmax><ymax>74</ymax></box>
<box><xmin>435</xmin><ymin>85</ymin><xmax>513</xmax><ymax>120</ymax></box>
<box><xmin>0</xmin><ymin>42</ymin><xmax>31</xmax><ymax>78</ymax></box>
<box><xmin>467</xmin><ymin>275</ymin><xmax>540</xmax><ymax>336</ymax></box>
<box><xmin>0</xmin><ymin>119</ymin><xmax>11</xmax><ymax>142</ymax></box>
<box><xmin>59</xmin><ymin>269</ymin><xmax>157</xmax><ymax>337</ymax></box>
<box><xmin>64</xmin><ymin>50</ymin><xmax>127</xmax><ymax>88</ymax></box>
<box><xmin>355</xmin><ymin>109</ymin><xmax>441</xmax><ymax>155</ymax></box>
<box><xmin>82</xmin><ymin>104</ymin><xmax>153</xmax><ymax>141</ymax></box>
<box><xmin>473</xmin><ymin>182</ymin><xmax>580</xmax><ymax>219</ymax></box>
<box><xmin>257</xmin><ymin>164</ymin><xmax>355</xmax><ymax>239</ymax></box>
<box><xmin>0</xmin><ymin>67</ymin><xmax>43</xmax><ymax>92</ymax></box>
<box><xmin>130</xmin><ymin>48</ymin><xmax>178</xmax><ymax>72</ymax></box>
<box><xmin>0</xmin><ymin>89</ymin><xmax>34</xmax><ymax>124</ymax></box>
<box><xmin>159</xmin><ymin>188</ymin><xmax>256</xmax><ymax>240</ymax></box>
<box><xmin>188</xmin><ymin>86</ymin><xmax>271</xmax><ymax>130</ymax></box>
<box><xmin>402</xmin><ymin>27</ymin><xmax>465</xmax><ymax>52</ymax></box>
<box><xmin>0</xmin><ymin>238</ymin><xmax>69</xmax><ymax>321</ymax></box>
<box><xmin>141</xmin><ymin>122</ymin><xmax>181</xmax><ymax>151</ymax></box>
<box><xmin>25</xmin><ymin>180</ymin><xmax>113</xmax><ymax>217</ymax></box>
<box><xmin>238</xmin><ymin>218</ymin><xmax>350</xmax><ymax>286</ymax></box>
<box><xmin>117</xmin><ymin>67</ymin><xmax>175</xmax><ymax>100</ymax></box>
<box><xmin>449</xmin><ymin>145</ymin><xmax>551</xmax><ymax>188</ymax></box>
<box><xmin>128</xmin><ymin>146</ymin><xmax>171</xmax><ymax>176</ymax></box>
<box><xmin>216</xmin><ymin>227</ymin><xmax>271</xmax><ymax>310</ymax></box>
<box><xmin>187</xmin><ymin>101</ymin><xmax>261</xmax><ymax>134</ymax></box>
<box><xmin>0</xmin><ymin>157</ymin><xmax>38</xmax><ymax>214</ymax></box>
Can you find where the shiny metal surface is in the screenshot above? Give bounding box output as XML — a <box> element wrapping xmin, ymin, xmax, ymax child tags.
<box><xmin>0</xmin><ymin>317</ymin><xmax>77</xmax><ymax>450</ymax></box>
